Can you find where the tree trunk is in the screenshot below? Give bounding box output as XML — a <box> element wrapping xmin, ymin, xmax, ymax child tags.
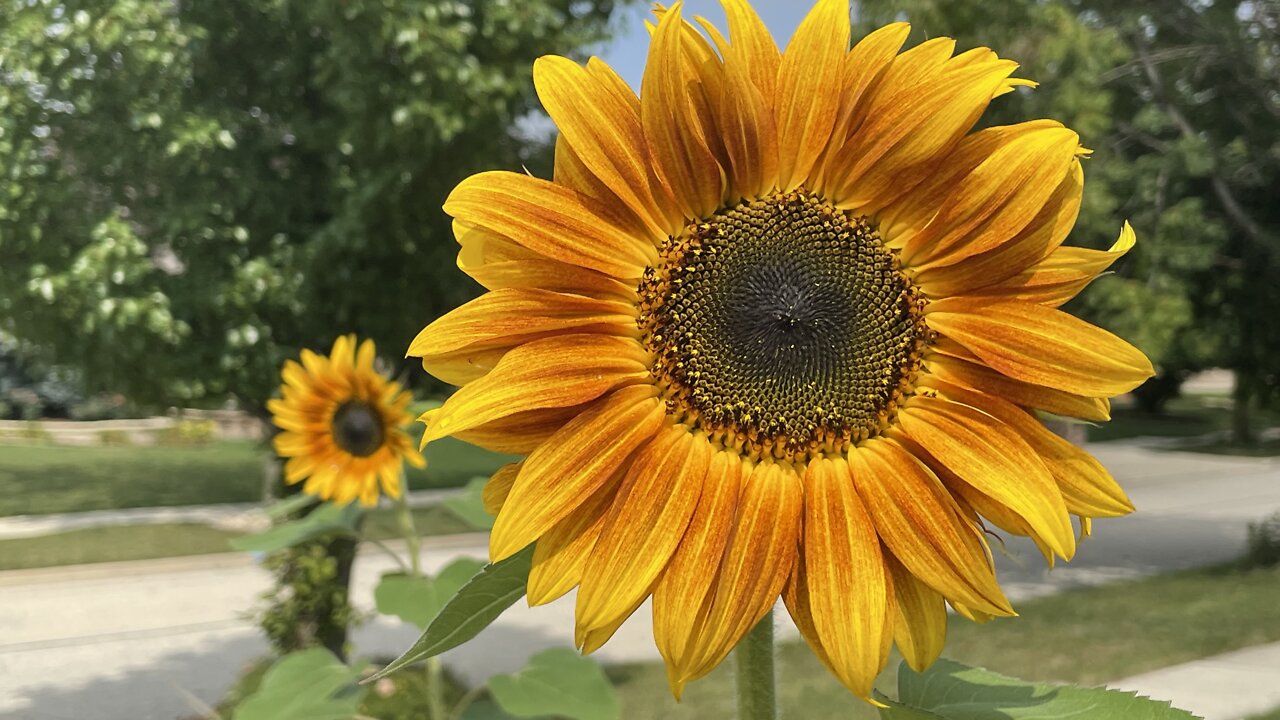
<box><xmin>1232</xmin><ymin>373</ymin><xmax>1255</xmax><ymax>446</ymax></box>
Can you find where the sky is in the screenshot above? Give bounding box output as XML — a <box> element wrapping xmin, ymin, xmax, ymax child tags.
<box><xmin>594</xmin><ymin>2</ymin><xmax>813</xmax><ymax>91</ymax></box>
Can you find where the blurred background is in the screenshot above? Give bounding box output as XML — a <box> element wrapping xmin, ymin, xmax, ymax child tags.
<box><xmin>1</xmin><ymin>1</ymin><xmax>1279</xmax><ymax>719</ymax></box>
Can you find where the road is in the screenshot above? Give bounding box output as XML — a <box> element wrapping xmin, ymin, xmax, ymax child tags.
<box><xmin>1</xmin><ymin>441</ymin><xmax>1277</xmax><ymax>720</ymax></box>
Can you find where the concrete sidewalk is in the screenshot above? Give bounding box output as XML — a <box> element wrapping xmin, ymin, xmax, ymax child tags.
<box><xmin>1110</xmin><ymin>642</ymin><xmax>1280</xmax><ymax>720</ymax></box>
<box><xmin>0</xmin><ymin>487</ymin><xmax>463</xmax><ymax>540</ymax></box>
<box><xmin>1</xmin><ymin>440</ymin><xmax>1278</xmax><ymax>719</ymax></box>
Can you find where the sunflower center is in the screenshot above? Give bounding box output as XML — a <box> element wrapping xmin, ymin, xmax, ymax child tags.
<box><xmin>637</xmin><ymin>190</ymin><xmax>928</xmax><ymax>460</ymax></box>
<box><xmin>332</xmin><ymin>401</ymin><xmax>385</xmax><ymax>457</ymax></box>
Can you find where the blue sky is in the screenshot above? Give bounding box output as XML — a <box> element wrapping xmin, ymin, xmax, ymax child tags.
<box><xmin>594</xmin><ymin>2</ymin><xmax>813</xmax><ymax>91</ymax></box>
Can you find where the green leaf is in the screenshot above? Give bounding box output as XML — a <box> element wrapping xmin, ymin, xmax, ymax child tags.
<box><xmin>879</xmin><ymin>659</ymin><xmax>1203</xmax><ymax>720</ymax></box>
<box><xmin>231</xmin><ymin>502</ymin><xmax>362</xmax><ymax>553</ymax></box>
<box><xmin>459</xmin><ymin>699</ymin><xmax>521</xmax><ymax>720</ymax></box>
<box><xmin>373</xmin><ymin>558</ymin><xmax>486</xmax><ymax>629</ymax></box>
<box><xmin>488</xmin><ymin>648</ymin><xmax>620</xmax><ymax>720</ymax></box>
<box><xmin>444</xmin><ymin>476</ymin><xmax>496</xmax><ymax>530</ymax></box>
<box><xmin>232</xmin><ymin>648</ymin><xmax>365</xmax><ymax>720</ymax></box>
<box><xmin>367</xmin><ymin>545</ymin><xmax>534</xmax><ymax>681</ymax></box>
<box><xmin>263</xmin><ymin>493</ymin><xmax>320</xmax><ymax>520</ymax></box>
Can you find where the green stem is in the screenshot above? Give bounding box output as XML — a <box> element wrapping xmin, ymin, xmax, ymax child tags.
<box><xmin>393</xmin><ymin>484</ymin><xmax>445</xmax><ymax>719</ymax></box>
<box><xmin>734</xmin><ymin>614</ymin><xmax>777</xmax><ymax>720</ymax></box>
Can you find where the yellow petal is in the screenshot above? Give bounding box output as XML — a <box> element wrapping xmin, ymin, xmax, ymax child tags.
<box><xmin>452</xmin><ymin>403</ymin><xmax>589</xmax><ymax>455</ymax></box>
<box><xmin>653</xmin><ymin>449</ymin><xmax>745</xmax><ymax>687</ymax></box>
<box><xmin>802</xmin><ymin>457</ymin><xmax>892</xmax><ymax>700</ymax></box>
<box><xmin>641</xmin><ymin>5</ymin><xmax>725</xmax><ymax>219</ymax></box>
<box><xmin>926</xmin><ymin>297</ymin><xmax>1155</xmax><ymax>397</ymax></box>
<box><xmin>482</xmin><ymin>462</ymin><xmax>521</xmax><ymax>516</ymax></box>
<box><xmin>847</xmin><ymin>437</ymin><xmax>1012</xmax><ymax>616</ymax></box>
<box><xmin>774</xmin><ymin>0</ymin><xmax>850</xmax><ymax>191</ymax></box>
<box><xmin>576</xmin><ymin>426</ymin><xmax>710</xmax><ymax>636</ymax></box>
<box><xmin>456</xmin><ymin>221</ymin><xmax>636</xmax><ymax>301</ymax></box>
<box><xmin>444</xmin><ymin>171</ymin><xmax>656</xmax><ymax>279</ymax></box>
<box><xmin>974</xmin><ymin>221</ymin><xmax>1137</xmax><ymax>307</ymax></box>
<box><xmin>886</xmin><ymin>553</ymin><xmax>947</xmax><ymax>673</ymax></box>
<box><xmin>421</xmin><ymin>334</ymin><xmax>649</xmax><ymax>445</ymax></box>
<box><xmin>925</xmin><ymin>352</ymin><xmax>1109</xmax><ymax>422</ymax></box>
<box><xmin>675</xmin><ymin>461</ymin><xmax>802</xmax><ymax>688</ymax></box>
<box><xmin>527</xmin><ymin>478</ymin><xmax>620</xmax><ymax>606</ymax></box>
<box><xmin>715</xmin><ymin>41</ymin><xmax>779</xmax><ymax>200</ymax></box>
<box><xmin>489</xmin><ymin>385</ymin><xmax>665</xmax><ymax>561</ymax></box>
<box><xmin>897</xmin><ymin>394</ymin><xmax>1076</xmax><ymax>560</ymax></box>
<box><xmin>720</xmin><ymin>0</ymin><xmax>780</xmax><ymax>107</ymax></box>
<box><xmin>534</xmin><ymin>55</ymin><xmax>677</xmax><ymax>237</ymax></box>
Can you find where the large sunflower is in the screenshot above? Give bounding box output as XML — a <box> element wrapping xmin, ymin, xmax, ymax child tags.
<box><xmin>409</xmin><ymin>0</ymin><xmax>1152</xmax><ymax>701</ymax></box>
<box><xmin>269</xmin><ymin>335</ymin><xmax>424</xmax><ymax>507</ymax></box>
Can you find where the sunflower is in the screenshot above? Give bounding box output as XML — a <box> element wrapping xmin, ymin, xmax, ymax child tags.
<box><xmin>269</xmin><ymin>335</ymin><xmax>424</xmax><ymax>507</ymax></box>
<box><xmin>408</xmin><ymin>0</ymin><xmax>1152</xmax><ymax>701</ymax></box>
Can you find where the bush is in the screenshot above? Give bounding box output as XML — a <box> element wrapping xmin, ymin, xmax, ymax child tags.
<box><xmin>1244</xmin><ymin>512</ymin><xmax>1280</xmax><ymax>569</ymax></box>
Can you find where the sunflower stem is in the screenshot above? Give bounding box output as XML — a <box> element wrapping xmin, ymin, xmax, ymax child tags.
<box><xmin>392</xmin><ymin>479</ymin><xmax>445</xmax><ymax>719</ymax></box>
<box><xmin>734</xmin><ymin>614</ymin><xmax>777</xmax><ymax>720</ymax></box>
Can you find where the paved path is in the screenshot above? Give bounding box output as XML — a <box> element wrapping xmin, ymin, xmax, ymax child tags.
<box><xmin>0</xmin><ymin>488</ymin><xmax>463</xmax><ymax>539</ymax></box>
<box><xmin>1111</xmin><ymin>642</ymin><xmax>1280</xmax><ymax>720</ymax></box>
<box><xmin>1</xmin><ymin>441</ymin><xmax>1277</xmax><ymax>720</ymax></box>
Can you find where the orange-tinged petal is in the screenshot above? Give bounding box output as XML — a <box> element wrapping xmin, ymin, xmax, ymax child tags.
<box><xmin>782</xmin><ymin>541</ymin><xmax>835</xmax><ymax>677</ymax></box>
<box><xmin>974</xmin><ymin>221</ymin><xmax>1137</xmax><ymax>307</ymax></box>
<box><xmin>848</xmin><ymin>437</ymin><xmax>1012</xmax><ymax>616</ymax></box>
<box><xmin>774</xmin><ymin>0</ymin><xmax>850</xmax><ymax>191</ymax></box>
<box><xmin>642</xmin><ymin>5</ymin><xmax>725</xmax><ymax>219</ymax></box>
<box><xmin>926</xmin><ymin>297</ymin><xmax>1155</xmax><ymax>397</ymax></box>
<box><xmin>925</xmin><ymin>352</ymin><xmax>1110</xmax><ymax>422</ymax></box>
<box><xmin>802</xmin><ymin>457</ymin><xmax>892</xmax><ymax>700</ymax></box>
<box><xmin>898</xmin><ymin>394</ymin><xmax>1075</xmax><ymax>560</ymax></box>
<box><xmin>653</xmin><ymin>449</ymin><xmax>745</xmax><ymax>684</ymax></box>
<box><xmin>482</xmin><ymin>462</ymin><xmax>521</xmax><ymax>516</ymax></box>
<box><xmin>716</xmin><ymin>45</ymin><xmax>779</xmax><ymax>200</ymax></box>
<box><xmin>534</xmin><ymin>55</ymin><xmax>677</xmax><ymax>237</ymax></box>
<box><xmin>675</xmin><ymin>461</ymin><xmax>802</xmax><ymax>688</ymax></box>
<box><xmin>444</xmin><ymin>171</ymin><xmax>656</xmax><ymax>279</ymax></box>
<box><xmin>721</xmin><ymin>0</ymin><xmax>780</xmax><ymax>106</ymax></box>
<box><xmin>902</xmin><ymin>126</ymin><xmax>1080</xmax><ymax>270</ymax></box>
<box><xmin>456</xmin><ymin>222</ymin><xmax>636</xmax><ymax>301</ymax></box>
<box><xmin>925</xmin><ymin>378</ymin><xmax>1133</xmax><ymax>518</ymax></box>
<box><xmin>438</xmin><ymin>403</ymin><xmax>586</xmax><ymax>455</ymax></box>
<box><xmin>421</xmin><ymin>334</ymin><xmax>649</xmax><ymax>445</ymax></box>
<box><xmin>886</xmin><ymin>554</ymin><xmax>946</xmax><ymax>672</ymax></box>
<box><xmin>576</xmin><ymin>426</ymin><xmax>710</xmax><ymax>635</ymax></box>
<box><xmin>489</xmin><ymin>385</ymin><xmax>665</xmax><ymax>561</ymax></box>
<box><xmin>527</xmin><ymin>476</ymin><xmax>621</xmax><ymax>606</ymax></box>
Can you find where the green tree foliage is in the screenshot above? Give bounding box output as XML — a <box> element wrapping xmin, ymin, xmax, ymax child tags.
<box><xmin>0</xmin><ymin>0</ymin><xmax>622</xmax><ymax>408</ymax></box>
<box><xmin>856</xmin><ymin>0</ymin><xmax>1278</xmax><ymax>426</ymax></box>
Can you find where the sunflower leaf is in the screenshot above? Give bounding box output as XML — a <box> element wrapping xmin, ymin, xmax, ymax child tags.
<box><xmin>373</xmin><ymin>558</ymin><xmax>486</xmax><ymax>629</ymax></box>
<box><xmin>444</xmin><ymin>477</ymin><xmax>496</xmax><ymax>530</ymax></box>
<box><xmin>231</xmin><ymin>501</ymin><xmax>363</xmax><ymax>553</ymax></box>
<box><xmin>878</xmin><ymin>659</ymin><xmax>1203</xmax><ymax>720</ymax></box>
<box><xmin>232</xmin><ymin>648</ymin><xmax>365</xmax><ymax>720</ymax></box>
<box><xmin>366</xmin><ymin>545</ymin><xmax>534</xmax><ymax>681</ymax></box>
<box><xmin>488</xmin><ymin>648</ymin><xmax>620</xmax><ymax>720</ymax></box>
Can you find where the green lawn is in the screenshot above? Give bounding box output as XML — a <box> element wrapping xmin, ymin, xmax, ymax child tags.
<box><xmin>1249</xmin><ymin>708</ymin><xmax>1280</xmax><ymax>720</ymax></box>
<box><xmin>0</xmin><ymin>504</ymin><xmax>477</xmax><ymax>571</ymax></box>
<box><xmin>0</xmin><ymin>436</ymin><xmax>511</xmax><ymax>517</ymax></box>
<box><xmin>1088</xmin><ymin>393</ymin><xmax>1280</xmax><ymax>454</ymax></box>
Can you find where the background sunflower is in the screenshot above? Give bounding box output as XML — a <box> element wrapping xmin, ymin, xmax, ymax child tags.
<box><xmin>269</xmin><ymin>335</ymin><xmax>424</xmax><ymax>507</ymax></box>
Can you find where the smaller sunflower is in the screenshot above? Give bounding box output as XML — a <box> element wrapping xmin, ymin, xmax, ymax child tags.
<box><xmin>269</xmin><ymin>335</ymin><xmax>425</xmax><ymax>506</ymax></box>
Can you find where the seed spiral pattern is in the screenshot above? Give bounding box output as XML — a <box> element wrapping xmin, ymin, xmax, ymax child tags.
<box><xmin>637</xmin><ymin>191</ymin><xmax>929</xmax><ymax>459</ymax></box>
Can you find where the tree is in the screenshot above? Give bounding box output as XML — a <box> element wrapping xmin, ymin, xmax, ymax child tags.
<box><xmin>1</xmin><ymin>0</ymin><xmax>624</xmax><ymax>410</ymax></box>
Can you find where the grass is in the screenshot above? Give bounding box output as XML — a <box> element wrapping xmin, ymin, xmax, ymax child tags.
<box><xmin>1088</xmin><ymin>392</ymin><xmax>1280</xmax><ymax>454</ymax></box>
<box><xmin>607</xmin><ymin>562</ymin><xmax>1280</xmax><ymax>719</ymax></box>
<box><xmin>0</xmin><ymin>504</ymin><xmax>478</xmax><ymax>571</ymax></box>
<box><xmin>1249</xmin><ymin>709</ymin><xmax>1280</xmax><ymax>720</ymax></box>
<box><xmin>0</xmin><ymin>435</ymin><xmax>512</xmax><ymax>517</ymax></box>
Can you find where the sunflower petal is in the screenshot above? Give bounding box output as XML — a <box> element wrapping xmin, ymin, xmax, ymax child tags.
<box><xmin>653</xmin><ymin>449</ymin><xmax>745</xmax><ymax>688</ymax></box>
<box><xmin>526</xmin><ymin>477</ymin><xmax>621</xmax><ymax>606</ymax></box>
<box><xmin>421</xmin><ymin>334</ymin><xmax>649</xmax><ymax>445</ymax></box>
<box><xmin>721</xmin><ymin>0</ymin><xmax>780</xmax><ymax>105</ymax></box>
<box><xmin>535</xmin><ymin>55</ymin><xmax>678</xmax><ymax>237</ymax></box>
<box><xmin>482</xmin><ymin>462</ymin><xmax>521</xmax><ymax>516</ymax></box>
<box><xmin>898</xmin><ymin>394</ymin><xmax>1075</xmax><ymax>560</ymax></box>
<box><xmin>456</xmin><ymin>221</ymin><xmax>636</xmax><ymax>301</ymax></box>
<box><xmin>974</xmin><ymin>221</ymin><xmax>1137</xmax><ymax>307</ymax></box>
<box><xmin>774</xmin><ymin>0</ymin><xmax>850</xmax><ymax>191</ymax></box>
<box><xmin>925</xmin><ymin>353</ymin><xmax>1110</xmax><ymax>421</ymax></box>
<box><xmin>802</xmin><ymin>457</ymin><xmax>892</xmax><ymax>700</ymax></box>
<box><xmin>576</xmin><ymin>427</ymin><xmax>710</xmax><ymax>636</ymax></box>
<box><xmin>847</xmin><ymin>437</ymin><xmax>1012</xmax><ymax>616</ymax></box>
<box><xmin>444</xmin><ymin>171</ymin><xmax>656</xmax><ymax>279</ymax></box>
<box><xmin>675</xmin><ymin>461</ymin><xmax>802</xmax><ymax>688</ymax></box>
<box><xmin>489</xmin><ymin>385</ymin><xmax>665</xmax><ymax>561</ymax></box>
<box><xmin>886</xmin><ymin>553</ymin><xmax>947</xmax><ymax>672</ymax></box>
<box><xmin>926</xmin><ymin>297</ymin><xmax>1155</xmax><ymax>397</ymax></box>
